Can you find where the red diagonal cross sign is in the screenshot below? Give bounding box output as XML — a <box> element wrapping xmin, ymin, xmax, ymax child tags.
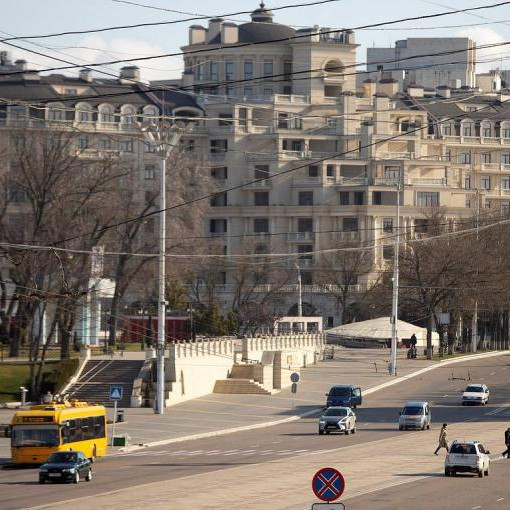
<box><xmin>317</xmin><ymin>471</ymin><xmax>340</xmax><ymax>497</ymax></box>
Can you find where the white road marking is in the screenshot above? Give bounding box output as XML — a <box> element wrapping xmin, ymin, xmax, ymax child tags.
<box><xmin>442</xmin><ymin>394</ymin><xmax>448</xmax><ymax>397</ymax></box>
<box><xmin>490</xmin><ymin>372</ymin><xmax>496</xmax><ymax>376</ymax></box>
<box><xmin>497</xmin><ymin>498</ymin><xmax>505</xmax><ymax>502</ymax></box>
<box><xmin>472</xmin><ymin>506</ymin><xmax>482</xmax><ymax>509</ymax></box>
<box><xmin>272</xmin><ymin>441</ymin><xmax>282</xmax><ymax>444</ymax></box>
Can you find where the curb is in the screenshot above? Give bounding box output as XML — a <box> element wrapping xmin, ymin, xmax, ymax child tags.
<box><xmin>118</xmin><ymin>350</ymin><xmax>508</xmax><ymax>453</ymax></box>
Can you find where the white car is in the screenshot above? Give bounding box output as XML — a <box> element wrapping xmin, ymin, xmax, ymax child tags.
<box><xmin>318</xmin><ymin>406</ymin><xmax>356</xmax><ymax>435</ymax></box>
<box><xmin>445</xmin><ymin>440</ymin><xmax>490</xmax><ymax>477</ymax></box>
<box><xmin>462</xmin><ymin>383</ymin><xmax>489</xmax><ymax>406</ymax></box>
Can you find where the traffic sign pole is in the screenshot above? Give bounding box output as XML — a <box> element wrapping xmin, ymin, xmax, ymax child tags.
<box><xmin>111</xmin><ymin>400</ymin><xmax>117</xmax><ymax>446</ymax></box>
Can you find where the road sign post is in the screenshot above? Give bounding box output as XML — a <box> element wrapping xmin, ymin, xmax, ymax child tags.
<box><xmin>109</xmin><ymin>386</ymin><xmax>123</xmax><ymax>446</ymax></box>
<box><xmin>312</xmin><ymin>467</ymin><xmax>345</xmax><ymax>503</ymax></box>
<box><xmin>311</xmin><ymin>504</ymin><xmax>345</xmax><ymax>510</ymax></box>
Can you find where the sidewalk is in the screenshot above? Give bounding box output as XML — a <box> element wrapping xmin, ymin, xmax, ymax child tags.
<box><xmin>111</xmin><ymin>347</ymin><xmax>437</xmax><ymax>451</ymax></box>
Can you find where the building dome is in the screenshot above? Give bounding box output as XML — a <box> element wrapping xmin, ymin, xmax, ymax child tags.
<box><xmin>250</xmin><ymin>2</ymin><xmax>274</xmax><ymax>23</ymax></box>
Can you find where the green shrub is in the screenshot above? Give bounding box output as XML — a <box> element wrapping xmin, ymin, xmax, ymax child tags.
<box><xmin>40</xmin><ymin>358</ymin><xmax>79</xmax><ymax>394</ymax></box>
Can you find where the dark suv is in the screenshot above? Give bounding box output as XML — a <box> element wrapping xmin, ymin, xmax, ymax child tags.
<box><xmin>39</xmin><ymin>451</ymin><xmax>92</xmax><ymax>484</ymax></box>
<box><xmin>325</xmin><ymin>385</ymin><xmax>362</xmax><ymax>408</ymax></box>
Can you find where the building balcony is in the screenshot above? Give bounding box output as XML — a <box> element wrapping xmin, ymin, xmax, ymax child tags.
<box><xmin>333</xmin><ymin>177</ymin><xmax>369</xmax><ymax>186</ymax></box>
<box><xmin>274</xmin><ymin>94</ymin><xmax>310</xmax><ymax>104</ymax></box>
<box><xmin>210</xmin><ymin>152</ymin><xmax>227</xmax><ymax>161</ymax></box>
<box><xmin>248</xmin><ymin>232</ymin><xmax>272</xmax><ymax>241</ymax></box>
<box><xmin>243</xmin><ymin>178</ymin><xmax>272</xmax><ymax>189</ymax></box>
<box><xmin>287</xmin><ymin>232</ymin><xmax>314</xmax><ymax>242</ymax></box>
<box><xmin>330</xmin><ymin>231</ymin><xmax>361</xmax><ymax>242</ymax></box>
<box><xmin>253</xmin><ymin>283</ymin><xmax>363</xmax><ymax>294</ymax></box>
<box><xmin>249</xmin><ymin>125</ymin><xmax>274</xmax><ymax>134</ymax></box>
<box><xmin>377</xmin><ymin>151</ymin><xmax>415</xmax><ymax>160</ymax></box>
<box><xmin>292</xmin><ymin>176</ymin><xmax>321</xmax><ymax>186</ymax></box>
<box><xmin>246</xmin><ymin>152</ymin><xmax>278</xmax><ymax>161</ymax></box>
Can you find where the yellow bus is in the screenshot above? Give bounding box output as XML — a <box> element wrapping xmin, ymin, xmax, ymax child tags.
<box><xmin>10</xmin><ymin>400</ymin><xmax>107</xmax><ymax>465</ymax></box>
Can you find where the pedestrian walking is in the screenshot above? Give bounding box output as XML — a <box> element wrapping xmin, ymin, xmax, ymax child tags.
<box><xmin>501</xmin><ymin>427</ymin><xmax>510</xmax><ymax>458</ymax></box>
<box><xmin>119</xmin><ymin>341</ymin><xmax>126</xmax><ymax>357</ymax></box>
<box><xmin>434</xmin><ymin>423</ymin><xmax>449</xmax><ymax>455</ymax></box>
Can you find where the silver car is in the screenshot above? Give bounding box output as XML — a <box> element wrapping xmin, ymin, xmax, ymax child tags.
<box><xmin>398</xmin><ymin>401</ymin><xmax>431</xmax><ymax>431</ymax></box>
<box><xmin>318</xmin><ymin>406</ymin><xmax>356</xmax><ymax>435</ymax></box>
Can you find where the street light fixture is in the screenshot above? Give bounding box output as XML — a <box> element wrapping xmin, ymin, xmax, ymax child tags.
<box><xmin>141</xmin><ymin>123</ymin><xmax>182</xmax><ymax>415</ymax></box>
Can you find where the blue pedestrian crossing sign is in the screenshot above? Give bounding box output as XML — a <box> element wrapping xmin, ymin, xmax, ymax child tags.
<box><xmin>109</xmin><ymin>386</ymin><xmax>123</xmax><ymax>401</ymax></box>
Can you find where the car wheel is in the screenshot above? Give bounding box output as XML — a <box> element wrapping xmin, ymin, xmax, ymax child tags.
<box><xmin>352</xmin><ymin>428</ymin><xmax>356</xmax><ymax>434</ymax></box>
<box><xmin>86</xmin><ymin>469</ymin><xmax>92</xmax><ymax>482</ymax></box>
<box><xmin>478</xmin><ymin>469</ymin><xmax>484</xmax><ymax>478</ymax></box>
<box><xmin>39</xmin><ymin>478</ymin><xmax>45</xmax><ymax>484</ymax></box>
<box><xmin>325</xmin><ymin>431</ymin><xmax>330</xmax><ymax>435</ymax></box>
<box><xmin>319</xmin><ymin>430</ymin><xmax>324</xmax><ymax>435</ymax></box>
<box><xmin>445</xmin><ymin>468</ymin><xmax>450</xmax><ymax>476</ymax></box>
<box><xmin>462</xmin><ymin>402</ymin><xmax>465</xmax><ymax>406</ymax></box>
<box><xmin>74</xmin><ymin>472</ymin><xmax>80</xmax><ymax>484</ymax></box>
<box><xmin>398</xmin><ymin>425</ymin><xmax>403</xmax><ymax>431</ymax></box>
<box><xmin>485</xmin><ymin>467</ymin><xmax>489</xmax><ymax>477</ymax></box>
<box><xmin>344</xmin><ymin>429</ymin><xmax>349</xmax><ymax>435</ymax></box>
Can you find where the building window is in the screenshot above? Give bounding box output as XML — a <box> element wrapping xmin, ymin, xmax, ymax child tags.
<box><xmin>442</xmin><ymin>124</ymin><xmax>452</xmax><ymax>136</ymax></box>
<box><xmin>100</xmin><ymin>137</ymin><xmax>111</xmax><ymax>150</ymax></box>
<box><xmin>197</xmin><ymin>61</ymin><xmax>204</xmax><ymax>80</ymax></box>
<box><xmin>9</xmin><ymin>187</ymin><xmax>27</xmax><ymax>203</ymax></box>
<box><xmin>211</xmin><ymin>167</ymin><xmax>228</xmax><ymax>180</ymax></box>
<box><xmin>99</xmin><ymin>105</ymin><xmax>114</xmax><ymax>123</ymax></box>
<box><xmin>78</xmin><ymin>109</ymin><xmax>91</xmax><ymax>123</ymax></box>
<box><xmin>225</xmin><ymin>61</ymin><xmax>234</xmax><ymax>81</ymax></box>
<box><xmin>48</xmin><ymin>107</ymin><xmax>64</xmax><ymax>122</ymax></box>
<box><xmin>120</xmin><ymin>139</ymin><xmax>133</xmax><ymax>152</ymax></box>
<box><xmin>225</xmin><ymin>86</ymin><xmax>235</xmax><ymax>97</ymax></box>
<box><xmin>460</xmin><ymin>152</ymin><xmax>471</xmax><ymax>164</ymax></box>
<box><xmin>263</xmin><ymin>60</ymin><xmax>274</xmax><ymax>78</ymax></box>
<box><xmin>121</xmin><ymin>107</ymin><xmax>135</xmax><ymax>126</ymax></box>
<box><xmin>244</xmin><ymin>87</ymin><xmax>253</xmax><ymax>98</ymax></box>
<box><xmin>343</xmin><ymin>217</ymin><xmax>358</xmax><ymax>232</ymax></box>
<box><xmin>502</xmin><ymin>201</ymin><xmax>510</xmax><ymax>212</ymax></box>
<box><xmin>481</xmin><ymin>176</ymin><xmax>491</xmax><ymax>190</ymax></box>
<box><xmin>502</xmin><ymin>176</ymin><xmax>510</xmax><ymax>190</ymax></box>
<box><xmin>210</xmin><ymin>139</ymin><xmax>228</xmax><ymax>154</ymax></box>
<box><xmin>210</xmin><ymin>218</ymin><xmax>227</xmax><ymax>234</ymax></box>
<box><xmin>327</xmin><ymin>165</ymin><xmax>335</xmax><ymax>177</ymax></box>
<box><xmin>308</xmin><ymin>165</ymin><xmax>319</xmax><ymax>177</ymax></box>
<box><xmin>211</xmin><ymin>192</ymin><xmax>227</xmax><ymax>207</ymax></box>
<box><xmin>383</xmin><ymin>245</ymin><xmax>394</xmax><ymax>260</ymax></box>
<box><xmin>219</xmin><ymin>113</ymin><xmax>233</xmax><ymax>126</ymax></box>
<box><xmin>465</xmin><ymin>198</ymin><xmax>472</xmax><ymax>208</ymax></box>
<box><xmin>384</xmin><ymin>166</ymin><xmax>401</xmax><ymax>180</ymax></box>
<box><xmin>244</xmin><ymin>61</ymin><xmax>253</xmax><ymax>80</ymax></box>
<box><xmin>485</xmin><ymin>200</ymin><xmax>492</xmax><ymax>209</ymax></box>
<box><xmin>503</xmin><ymin>153</ymin><xmax>510</xmax><ymax>165</ymax></box>
<box><xmin>339</xmin><ymin>192</ymin><xmax>349</xmax><ymax>205</ymax></box>
<box><xmin>144</xmin><ymin>142</ymin><xmax>156</xmax><ymax>153</ymax></box>
<box><xmin>482</xmin><ymin>126</ymin><xmax>492</xmax><ymax>137</ymax></box>
<box><xmin>283</xmin><ymin>139</ymin><xmax>303</xmax><ymax>151</ymax></box>
<box><xmin>383</xmin><ymin>218</ymin><xmax>393</xmax><ymax>233</ymax></box>
<box><xmin>144</xmin><ymin>165</ymin><xmax>155</xmax><ymax>180</ymax></box>
<box><xmin>481</xmin><ymin>153</ymin><xmax>491</xmax><ymax>164</ymax></box>
<box><xmin>283</xmin><ymin>61</ymin><xmax>292</xmax><ymax>81</ymax></box>
<box><xmin>298</xmin><ymin>191</ymin><xmax>314</xmax><ymax>206</ymax></box>
<box><xmin>372</xmin><ymin>191</ymin><xmax>382</xmax><ymax>205</ymax></box>
<box><xmin>298</xmin><ymin>244</ymin><xmax>313</xmax><ymax>260</ymax></box>
<box><xmin>263</xmin><ymin>88</ymin><xmax>273</xmax><ymax>97</ymax></box>
<box><xmin>354</xmin><ymin>191</ymin><xmax>364</xmax><ymax>205</ymax></box>
<box><xmin>238</xmin><ymin>108</ymin><xmax>248</xmax><ymax>128</ymax></box>
<box><xmin>464</xmin><ymin>176</ymin><xmax>471</xmax><ymax>189</ymax></box>
<box><xmin>76</xmin><ymin>136</ymin><xmax>88</xmax><ymax>150</ymax></box>
<box><xmin>416</xmin><ymin>191</ymin><xmax>439</xmax><ymax>207</ymax></box>
<box><xmin>462</xmin><ymin>124</ymin><xmax>472</xmax><ymax>136</ymax></box>
<box><xmin>254</xmin><ymin>192</ymin><xmax>269</xmax><ymax>206</ymax></box>
<box><xmin>254</xmin><ymin>165</ymin><xmax>270</xmax><ymax>179</ymax></box>
<box><xmin>503</xmin><ymin>127</ymin><xmax>510</xmax><ymax>138</ymax></box>
<box><xmin>210</xmin><ymin>61</ymin><xmax>218</xmax><ymax>81</ymax></box>
<box><xmin>297</xmin><ymin>218</ymin><xmax>313</xmax><ymax>232</ymax></box>
<box><xmin>254</xmin><ymin>218</ymin><xmax>269</xmax><ymax>233</ymax></box>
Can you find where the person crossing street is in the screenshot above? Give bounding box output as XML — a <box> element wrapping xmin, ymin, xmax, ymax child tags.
<box><xmin>434</xmin><ymin>423</ymin><xmax>449</xmax><ymax>455</ymax></box>
<box><xmin>501</xmin><ymin>427</ymin><xmax>510</xmax><ymax>458</ymax></box>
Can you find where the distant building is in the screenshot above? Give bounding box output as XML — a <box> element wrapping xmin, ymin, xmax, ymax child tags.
<box><xmin>477</xmin><ymin>70</ymin><xmax>502</xmax><ymax>93</ymax></box>
<box><xmin>367</xmin><ymin>38</ymin><xmax>476</xmax><ymax>90</ymax></box>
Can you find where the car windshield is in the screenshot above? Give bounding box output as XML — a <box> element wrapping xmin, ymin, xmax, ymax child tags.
<box><xmin>450</xmin><ymin>443</ymin><xmax>476</xmax><ymax>455</ymax></box>
<box><xmin>329</xmin><ymin>387</ymin><xmax>351</xmax><ymax>397</ymax></box>
<box><xmin>402</xmin><ymin>406</ymin><xmax>423</xmax><ymax>415</ymax></box>
<box><xmin>323</xmin><ymin>408</ymin><xmax>348</xmax><ymax>417</ymax></box>
<box><xmin>465</xmin><ymin>386</ymin><xmax>484</xmax><ymax>393</ymax></box>
<box><xmin>47</xmin><ymin>452</ymin><xmax>78</xmax><ymax>463</ymax></box>
<box><xmin>11</xmin><ymin>426</ymin><xmax>59</xmax><ymax>447</ymax></box>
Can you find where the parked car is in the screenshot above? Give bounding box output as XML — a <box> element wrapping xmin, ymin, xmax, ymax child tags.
<box><xmin>318</xmin><ymin>406</ymin><xmax>356</xmax><ymax>435</ymax></box>
<box><xmin>445</xmin><ymin>440</ymin><xmax>490</xmax><ymax>477</ymax></box>
<box><xmin>325</xmin><ymin>385</ymin><xmax>362</xmax><ymax>408</ymax></box>
<box><xmin>398</xmin><ymin>401</ymin><xmax>431</xmax><ymax>430</ymax></box>
<box><xmin>462</xmin><ymin>384</ymin><xmax>490</xmax><ymax>406</ymax></box>
<box><xmin>39</xmin><ymin>451</ymin><xmax>92</xmax><ymax>484</ymax></box>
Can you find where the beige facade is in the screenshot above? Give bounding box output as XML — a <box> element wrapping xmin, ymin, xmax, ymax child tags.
<box><xmin>181</xmin><ymin>5</ymin><xmax>510</xmax><ymax>326</ymax></box>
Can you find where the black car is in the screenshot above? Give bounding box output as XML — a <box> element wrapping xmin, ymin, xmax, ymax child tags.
<box><xmin>39</xmin><ymin>451</ymin><xmax>92</xmax><ymax>484</ymax></box>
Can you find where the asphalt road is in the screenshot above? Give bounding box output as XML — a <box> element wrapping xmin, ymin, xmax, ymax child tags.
<box><xmin>2</xmin><ymin>354</ymin><xmax>510</xmax><ymax>510</ymax></box>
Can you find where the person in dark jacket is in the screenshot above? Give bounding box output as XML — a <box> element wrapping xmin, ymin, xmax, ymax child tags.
<box><xmin>502</xmin><ymin>427</ymin><xmax>510</xmax><ymax>458</ymax></box>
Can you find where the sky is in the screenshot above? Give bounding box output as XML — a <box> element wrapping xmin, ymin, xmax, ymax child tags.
<box><xmin>1</xmin><ymin>0</ymin><xmax>510</xmax><ymax>83</ymax></box>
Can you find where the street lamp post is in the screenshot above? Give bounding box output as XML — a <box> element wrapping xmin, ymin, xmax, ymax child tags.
<box><xmin>390</xmin><ymin>182</ymin><xmax>401</xmax><ymax>376</ymax></box>
<box><xmin>141</xmin><ymin>124</ymin><xmax>182</xmax><ymax>415</ymax></box>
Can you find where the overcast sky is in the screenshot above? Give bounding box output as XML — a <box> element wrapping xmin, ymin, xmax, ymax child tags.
<box><xmin>1</xmin><ymin>0</ymin><xmax>510</xmax><ymax>82</ymax></box>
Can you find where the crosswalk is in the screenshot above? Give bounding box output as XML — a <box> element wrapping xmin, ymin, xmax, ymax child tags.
<box><xmin>119</xmin><ymin>447</ymin><xmax>320</xmax><ymax>458</ymax></box>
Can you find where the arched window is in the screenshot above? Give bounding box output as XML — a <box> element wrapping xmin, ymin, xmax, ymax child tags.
<box><xmin>461</xmin><ymin>119</ymin><xmax>474</xmax><ymax>137</ymax></box>
<box><xmin>98</xmin><ymin>104</ymin><xmax>114</xmax><ymax>123</ymax></box>
<box><xmin>142</xmin><ymin>105</ymin><xmax>159</xmax><ymax>125</ymax></box>
<box><xmin>47</xmin><ymin>102</ymin><xmax>65</xmax><ymax>122</ymax></box>
<box><xmin>480</xmin><ymin>120</ymin><xmax>493</xmax><ymax>138</ymax></box>
<box><xmin>501</xmin><ymin>121</ymin><xmax>510</xmax><ymax>139</ymax></box>
<box><xmin>121</xmin><ymin>105</ymin><xmax>136</xmax><ymax>126</ymax></box>
<box><xmin>324</xmin><ymin>60</ymin><xmax>344</xmax><ymax>75</ymax></box>
<box><xmin>441</xmin><ymin>119</ymin><xmax>454</xmax><ymax>137</ymax></box>
<box><xmin>75</xmin><ymin>102</ymin><xmax>93</xmax><ymax>123</ymax></box>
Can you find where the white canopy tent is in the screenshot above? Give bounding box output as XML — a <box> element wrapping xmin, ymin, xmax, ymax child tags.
<box><xmin>326</xmin><ymin>317</ymin><xmax>439</xmax><ymax>347</ymax></box>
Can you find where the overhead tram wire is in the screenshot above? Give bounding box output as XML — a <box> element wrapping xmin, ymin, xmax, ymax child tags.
<box><xmin>2</xmin><ymin>1</ymin><xmax>510</xmax><ymax>75</ymax></box>
<box><xmin>0</xmin><ymin>0</ymin><xmax>346</xmax><ymax>42</ymax></box>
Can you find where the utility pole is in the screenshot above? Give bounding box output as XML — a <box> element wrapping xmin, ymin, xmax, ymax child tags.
<box><xmin>471</xmin><ymin>188</ymin><xmax>480</xmax><ymax>352</ymax></box>
<box><xmin>141</xmin><ymin>124</ymin><xmax>182</xmax><ymax>415</ymax></box>
<box><xmin>390</xmin><ymin>183</ymin><xmax>401</xmax><ymax>376</ymax></box>
<box><xmin>295</xmin><ymin>262</ymin><xmax>303</xmax><ymax>318</ymax></box>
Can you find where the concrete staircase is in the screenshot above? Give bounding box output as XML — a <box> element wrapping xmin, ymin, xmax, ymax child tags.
<box><xmin>66</xmin><ymin>360</ymin><xmax>144</xmax><ymax>407</ymax></box>
<box><xmin>213</xmin><ymin>378</ymin><xmax>274</xmax><ymax>395</ymax></box>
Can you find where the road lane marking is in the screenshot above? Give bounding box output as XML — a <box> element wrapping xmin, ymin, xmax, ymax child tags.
<box><xmin>490</xmin><ymin>372</ymin><xmax>496</xmax><ymax>375</ymax></box>
<box><xmin>442</xmin><ymin>394</ymin><xmax>448</xmax><ymax>397</ymax></box>
<box><xmin>497</xmin><ymin>498</ymin><xmax>505</xmax><ymax>502</ymax></box>
<box><xmin>472</xmin><ymin>506</ymin><xmax>482</xmax><ymax>509</ymax></box>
